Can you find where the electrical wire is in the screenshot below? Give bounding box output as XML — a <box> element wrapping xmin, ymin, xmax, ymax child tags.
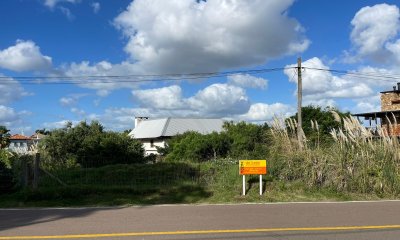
<box><xmin>2</xmin><ymin>65</ymin><xmax>400</xmax><ymax>85</ymax></box>
<box><xmin>0</xmin><ymin>67</ymin><xmax>291</xmax><ymax>85</ymax></box>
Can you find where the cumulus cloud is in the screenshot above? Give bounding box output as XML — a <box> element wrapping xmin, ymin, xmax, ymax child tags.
<box><xmin>353</xmin><ymin>95</ymin><xmax>381</xmax><ymax>113</ymax></box>
<box><xmin>240</xmin><ymin>103</ymin><xmax>294</xmax><ymax>121</ymax></box>
<box><xmin>227</xmin><ymin>74</ymin><xmax>267</xmax><ymax>89</ymax></box>
<box><xmin>0</xmin><ymin>105</ymin><xmax>30</xmax><ymax>129</ymax></box>
<box><xmin>284</xmin><ymin>57</ymin><xmax>373</xmax><ymax>107</ymax></box>
<box><xmin>351</xmin><ymin>4</ymin><xmax>399</xmax><ymax>55</ymax></box>
<box><xmin>187</xmin><ymin>83</ymin><xmax>250</xmax><ymax>115</ymax></box>
<box><xmin>114</xmin><ymin>0</ymin><xmax>309</xmax><ymax>74</ymax></box>
<box><xmin>63</xmin><ymin>61</ymin><xmax>141</xmax><ymax>96</ymax></box>
<box><xmin>132</xmin><ymin>85</ymin><xmax>184</xmax><ymax>110</ymax></box>
<box><xmin>0</xmin><ymin>75</ymin><xmax>29</xmax><ymax>104</ymax></box>
<box><xmin>132</xmin><ymin>83</ymin><xmax>250</xmax><ymax>116</ymax></box>
<box><xmin>0</xmin><ymin>40</ymin><xmax>52</xmax><ymax>72</ymax></box>
<box><xmin>347</xmin><ymin>4</ymin><xmax>400</xmax><ymax>63</ymax></box>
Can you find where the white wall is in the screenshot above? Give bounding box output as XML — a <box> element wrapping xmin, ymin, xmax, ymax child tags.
<box><xmin>140</xmin><ymin>139</ymin><xmax>166</xmax><ymax>156</ymax></box>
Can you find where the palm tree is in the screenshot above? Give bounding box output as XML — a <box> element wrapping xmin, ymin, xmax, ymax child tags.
<box><xmin>0</xmin><ymin>126</ymin><xmax>11</xmax><ymax>149</ymax></box>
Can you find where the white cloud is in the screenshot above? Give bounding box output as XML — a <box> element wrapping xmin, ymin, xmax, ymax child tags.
<box><xmin>187</xmin><ymin>83</ymin><xmax>250</xmax><ymax>115</ymax></box>
<box><xmin>71</xmin><ymin>107</ymin><xmax>85</xmax><ymax>117</ymax></box>
<box><xmin>0</xmin><ymin>105</ymin><xmax>31</xmax><ymax>129</ymax></box>
<box><xmin>59</xmin><ymin>6</ymin><xmax>75</xmax><ymax>20</ymax></box>
<box><xmin>350</xmin><ymin>4</ymin><xmax>400</xmax><ymax>57</ymax></box>
<box><xmin>0</xmin><ymin>40</ymin><xmax>52</xmax><ymax>72</ymax></box>
<box><xmin>91</xmin><ymin>2</ymin><xmax>100</xmax><ymax>13</ymax></box>
<box><xmin>132</xmin><ymin>83</ymin><xmax>250</xmax><ymax>116</ymax></box>
<box><xmin>0</xmin><ymin>74</ymin><xmax>29</xmax><ymax>104</ymax></box>
<box><xmin>227</xmin><ymin>74</ymin><xmax>267</xmax><ymax>89</ymax></box>
<box><xmin>284</xmin><ymin>57</ymin><xmax>374</xmax><ymax>106</ymax></box>
<box><xmin>353</xmin><ymin>95</ymin><xmax>381</xmax><ymax>113</ymax></box>
<box><xmin>240</xmin><ymin>103</ymin><xmax>294</xmax><ymax>121</ymax></box>
<box><xmin>114</xmin><ymin>0</ymin><xmax>309</xmax><ymax>74</ymax></box>
<box><xmin>43</xmin><ymin>0</ymin><xmax>80</xmax><ymax>9</ymax></box>
<box><xmin>42</xmin><ymin>120</ymin><xmax>79</xmax><ymax>129</ymax></box>
<box><xmin>132</xmin><ymin>85</ymin><xmax>184</xmax><ymax>110</ymax></box>
<box><xmin>63</xmin><ymin>61</ymin><xmax>141</xmax><ymax>96</ymax></box>
<box><xmin>60</xmin><ymin>97</ymin><xmax>77</xmax><ymax>107</ymax></box>
<box><xmin>59</xmin><ymin>94</ymin><xmax>87</xmax><ymax>107</ymax></box>
<box><xmin>0</xmin><ymin>105</ymin><xmax>20</xmax><ymax>123</ymax></box>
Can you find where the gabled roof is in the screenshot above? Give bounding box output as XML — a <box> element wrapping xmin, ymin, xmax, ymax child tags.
<box><xmin>129</xmin><ymin>118</ymin><xmax>224</xmax><ymax>139</ymax></box>
<box><xmin>10</xmin><ymin>134</ymin><xmax>31</xmax><ymax>140</ymax></box>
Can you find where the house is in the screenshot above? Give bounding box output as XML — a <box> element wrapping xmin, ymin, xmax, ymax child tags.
<box><xmin>8</xmin><ymin>134</ymin><xmax>33</xmax><ymax>153</ymax></box>
<box><xmin>128</xmin><ymin>117</ymin><xmax>224</xmax><ymax>155</ymax></box>
<box><xmin>353</xmin><ymin>83</ymin><xmax>400</xmax><ymax>136</ymax></box>
<box><xmin>8</xmin><ymin>133</ymin><xmax>45</xmax><ymax>153</ymax></box>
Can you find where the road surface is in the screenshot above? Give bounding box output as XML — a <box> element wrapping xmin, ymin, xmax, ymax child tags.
<box><xmin>1</xmin><ymin>201</ymin><xmax>400</xmax><ymax>239</ymax></box>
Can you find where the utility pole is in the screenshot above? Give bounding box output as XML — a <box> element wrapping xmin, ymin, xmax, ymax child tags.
<box><xmin>297</xmin><ymin>57</ymin><xmax>303</xmax><ymax>149</ymax></box>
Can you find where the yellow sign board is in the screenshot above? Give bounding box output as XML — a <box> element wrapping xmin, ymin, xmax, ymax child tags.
<box><xmin>239</xmin><ymin>160</ymin><xmax>267</xmax><ymax>175</ymax></box>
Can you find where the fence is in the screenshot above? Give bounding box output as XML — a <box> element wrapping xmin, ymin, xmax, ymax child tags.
<box><xmin>17</xmin><ymin>154</ymin><xmax>202</xmax><ymax>191</ymax></box>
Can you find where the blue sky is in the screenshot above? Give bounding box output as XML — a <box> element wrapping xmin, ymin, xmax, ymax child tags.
<box><xmin>1</xmin><ymin>0</ymin><xmax>400</xmax><ymax>134</ymax></box>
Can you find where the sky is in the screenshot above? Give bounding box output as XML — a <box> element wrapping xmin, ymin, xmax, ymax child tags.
<box><xmin>2</xmin><ymin>0</ymin><xmax>400</xmax><ymax>134</ymax></box>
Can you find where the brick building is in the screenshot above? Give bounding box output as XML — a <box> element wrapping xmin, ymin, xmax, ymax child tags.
<box><xmin>353</xmin><ymin>83</ymin><xmax>400</xmax><ymax>136</ymax></box>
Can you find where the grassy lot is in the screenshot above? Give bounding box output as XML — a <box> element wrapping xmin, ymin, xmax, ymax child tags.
<box><xmin>0</xmin><ymin>161</ymin><xmax>397</xmax><ymax>207</ymax></box>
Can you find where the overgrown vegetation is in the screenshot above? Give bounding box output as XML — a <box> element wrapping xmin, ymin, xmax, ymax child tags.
<box><xmin>1</xmin><ymin>106</ymin><xmax>399</xmax><ymax>206</ymax></box>
<box><xmin>40</xmin><ymin>121</ymin><xmax>145</xmax><ymax>168</ymax></box>
<box><xmin>162</xmin><ymin>121</ymin><xmax>270</xmax><ymax>162</ymax></box>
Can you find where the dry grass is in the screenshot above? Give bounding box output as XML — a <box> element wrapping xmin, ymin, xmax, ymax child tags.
<box><xmin>269</xmin><ymin>114</ymin><xmax>400</xmax><ymax>196</ymax></box>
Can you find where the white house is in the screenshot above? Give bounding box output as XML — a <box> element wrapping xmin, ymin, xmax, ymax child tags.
<box><xmin>8</xmin><ymin>133</ymin><xmax>45</xmax><ymax>153</ymax></box>
<box><xmin>128</xmin><ymin>117</ymin><xmax>224</xmax><ymax>156</ymax></box>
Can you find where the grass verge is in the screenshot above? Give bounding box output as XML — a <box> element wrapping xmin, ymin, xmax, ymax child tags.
<box><xmin>0</xmin><ymin>162</ymin><xmax>397</xmax><ymax>207</ymax></box>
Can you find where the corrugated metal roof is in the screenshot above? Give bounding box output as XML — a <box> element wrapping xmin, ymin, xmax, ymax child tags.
<box><xmin>129</xmin><ymin>118</ymin><xmax>223</xmax><ymax>139</ymax></box>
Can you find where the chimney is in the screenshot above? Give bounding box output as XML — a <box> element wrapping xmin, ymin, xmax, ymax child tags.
<box><xmin>134</xmin><ymin>117</ymin><xmax>149</xmax><ymax>128</ymax></box>
<box><xmin>397</xmin><ymin>82</ymin><xmax>400</xmax><ymax>91</ymax></box>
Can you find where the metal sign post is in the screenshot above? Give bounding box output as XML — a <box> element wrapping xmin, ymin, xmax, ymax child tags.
<box><xmin>242</xmin><ymin>175</ymin><xmax>246</xmax><ymax>196</ymax></box>
<box><xmin>239</xmin><ymin>160</ymin><xmax>267</xmax><ymax>196</ymax></box>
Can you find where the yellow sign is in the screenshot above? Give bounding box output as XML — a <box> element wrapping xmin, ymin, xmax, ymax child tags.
<box><xmin>239</xmin><ymin>160</ymin><xmax>267</xmax><ymax>175</ymax></box>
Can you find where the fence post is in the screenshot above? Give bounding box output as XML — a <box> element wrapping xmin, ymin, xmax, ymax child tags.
<box><xmin>33</xmin><ymin>153</ymin><xmax>40</xmax><ymax>190</ymax></box>
<box><xmin>21</xmin><ymin>157</ymin><xmax>29</xmax><ymax>188</ymax></box>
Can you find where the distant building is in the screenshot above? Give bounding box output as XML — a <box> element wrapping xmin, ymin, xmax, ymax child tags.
<box><xmin>8</xmin><ymin>134</ymin><xmax>32</xmax><ymax>152</ymax></box>
<box><xmin>128</xmin><ymin>117</ymin><xmax>224</xmax><ymax>155</ymax></box>
<box><xmin>8</xmin><ymin>133</ymin><xmax>45</xmax><ymax>153</ymax></box>
<box><xmin>353</xmin><ymin>83</ymin><xmax>400</xmax><ymax>136</ymax></box>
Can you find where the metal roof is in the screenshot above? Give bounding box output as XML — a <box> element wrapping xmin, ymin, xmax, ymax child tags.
<box><xmin>129</xmin><ymin>118</ymin><xmax>224</xmax><ymax>139</ymax></box>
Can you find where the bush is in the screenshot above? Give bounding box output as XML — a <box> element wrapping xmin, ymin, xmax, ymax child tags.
<box><xmin>41</xmin><ymin>121</ymin><xmax>145</xmax><ymax>168</ymax></box>
<box><xmin>0</xmin><ymin>159</ymin><xmax>14</xmax><ymax>193</ymax></box>
<box><xmin>162</xmin><ymin>122</ymin><xmax>270</xmax><ymax>162</ymax></box>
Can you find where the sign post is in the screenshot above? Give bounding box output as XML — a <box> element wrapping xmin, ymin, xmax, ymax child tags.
<box><xmin>239</xmin><ymin>160</ymin><xmax>267</xmax><ymax>196</ymax></box>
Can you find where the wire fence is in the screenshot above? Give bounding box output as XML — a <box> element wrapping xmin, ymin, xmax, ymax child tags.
<box><xmin>38</xmin><ymin>162</ymin><xmax>201</xmax><ymax>189</ymax></box>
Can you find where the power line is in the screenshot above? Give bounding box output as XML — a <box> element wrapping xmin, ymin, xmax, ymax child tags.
<box><xmin>0</xmin><ymin>67</ymin><xmax>291</xmax><ymax>85</ymax></box>
<box><xmin>3</xmin><ymin>65</ymin><xmax>400</xmax><ymax>85</ymax></box>
<box><xmin>303</xmin><ymin>67</ymin><xmax>400</xmax><ymax>81</ymax></box>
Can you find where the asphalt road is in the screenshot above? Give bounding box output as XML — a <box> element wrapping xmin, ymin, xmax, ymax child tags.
<box><xmin>1</xmin><ymin>201</ymin><xmax>400</xmax><ymax>240</ymax></box>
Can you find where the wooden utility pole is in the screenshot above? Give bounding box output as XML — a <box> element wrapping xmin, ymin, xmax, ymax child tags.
<box><xmin>297</xmin><ymin>57</ymin><xmax>303</xmax><ymax>149</ymax></box>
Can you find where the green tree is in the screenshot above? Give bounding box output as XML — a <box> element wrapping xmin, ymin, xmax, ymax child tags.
<box><xmin>41</xmin><ymin>121</ymin><xmax>145</xmax><ymax>168</ymax></box>
<box><xmin>162</xmin><ymin>121</ymin><xmax>270</xmax><ymax>162</ymax></box>
<box><xmin>223</xmin><ymin>121</ymin><xmax>270</xmax><ymax>159</ymax></box>
<box><xmin>288</xmin><ymin>105</ymin><xmax>351</xmax><ymax>144</ymax></box>
<box><xmin>0</xmin><ymin>126</ymin><xmax>11</xmax><ymax>149</ymax></box>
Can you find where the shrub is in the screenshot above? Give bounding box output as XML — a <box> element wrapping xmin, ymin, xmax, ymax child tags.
<box><xmin>41</xmin><ymin>121</ymin><xmax>145</xmax><ymax>168</ymax></box>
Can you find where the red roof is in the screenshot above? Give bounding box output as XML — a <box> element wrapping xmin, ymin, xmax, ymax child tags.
<box><xmin>10</xmin><ymin>134</ymin><xmax>31</xmax><ymax>140</ymax></box>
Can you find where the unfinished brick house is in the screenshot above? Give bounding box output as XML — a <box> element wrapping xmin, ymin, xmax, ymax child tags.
<box><xmin>353</xmin><ymin>83</ymin><xmax>400</xmax><ymax>136</ymax></box>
